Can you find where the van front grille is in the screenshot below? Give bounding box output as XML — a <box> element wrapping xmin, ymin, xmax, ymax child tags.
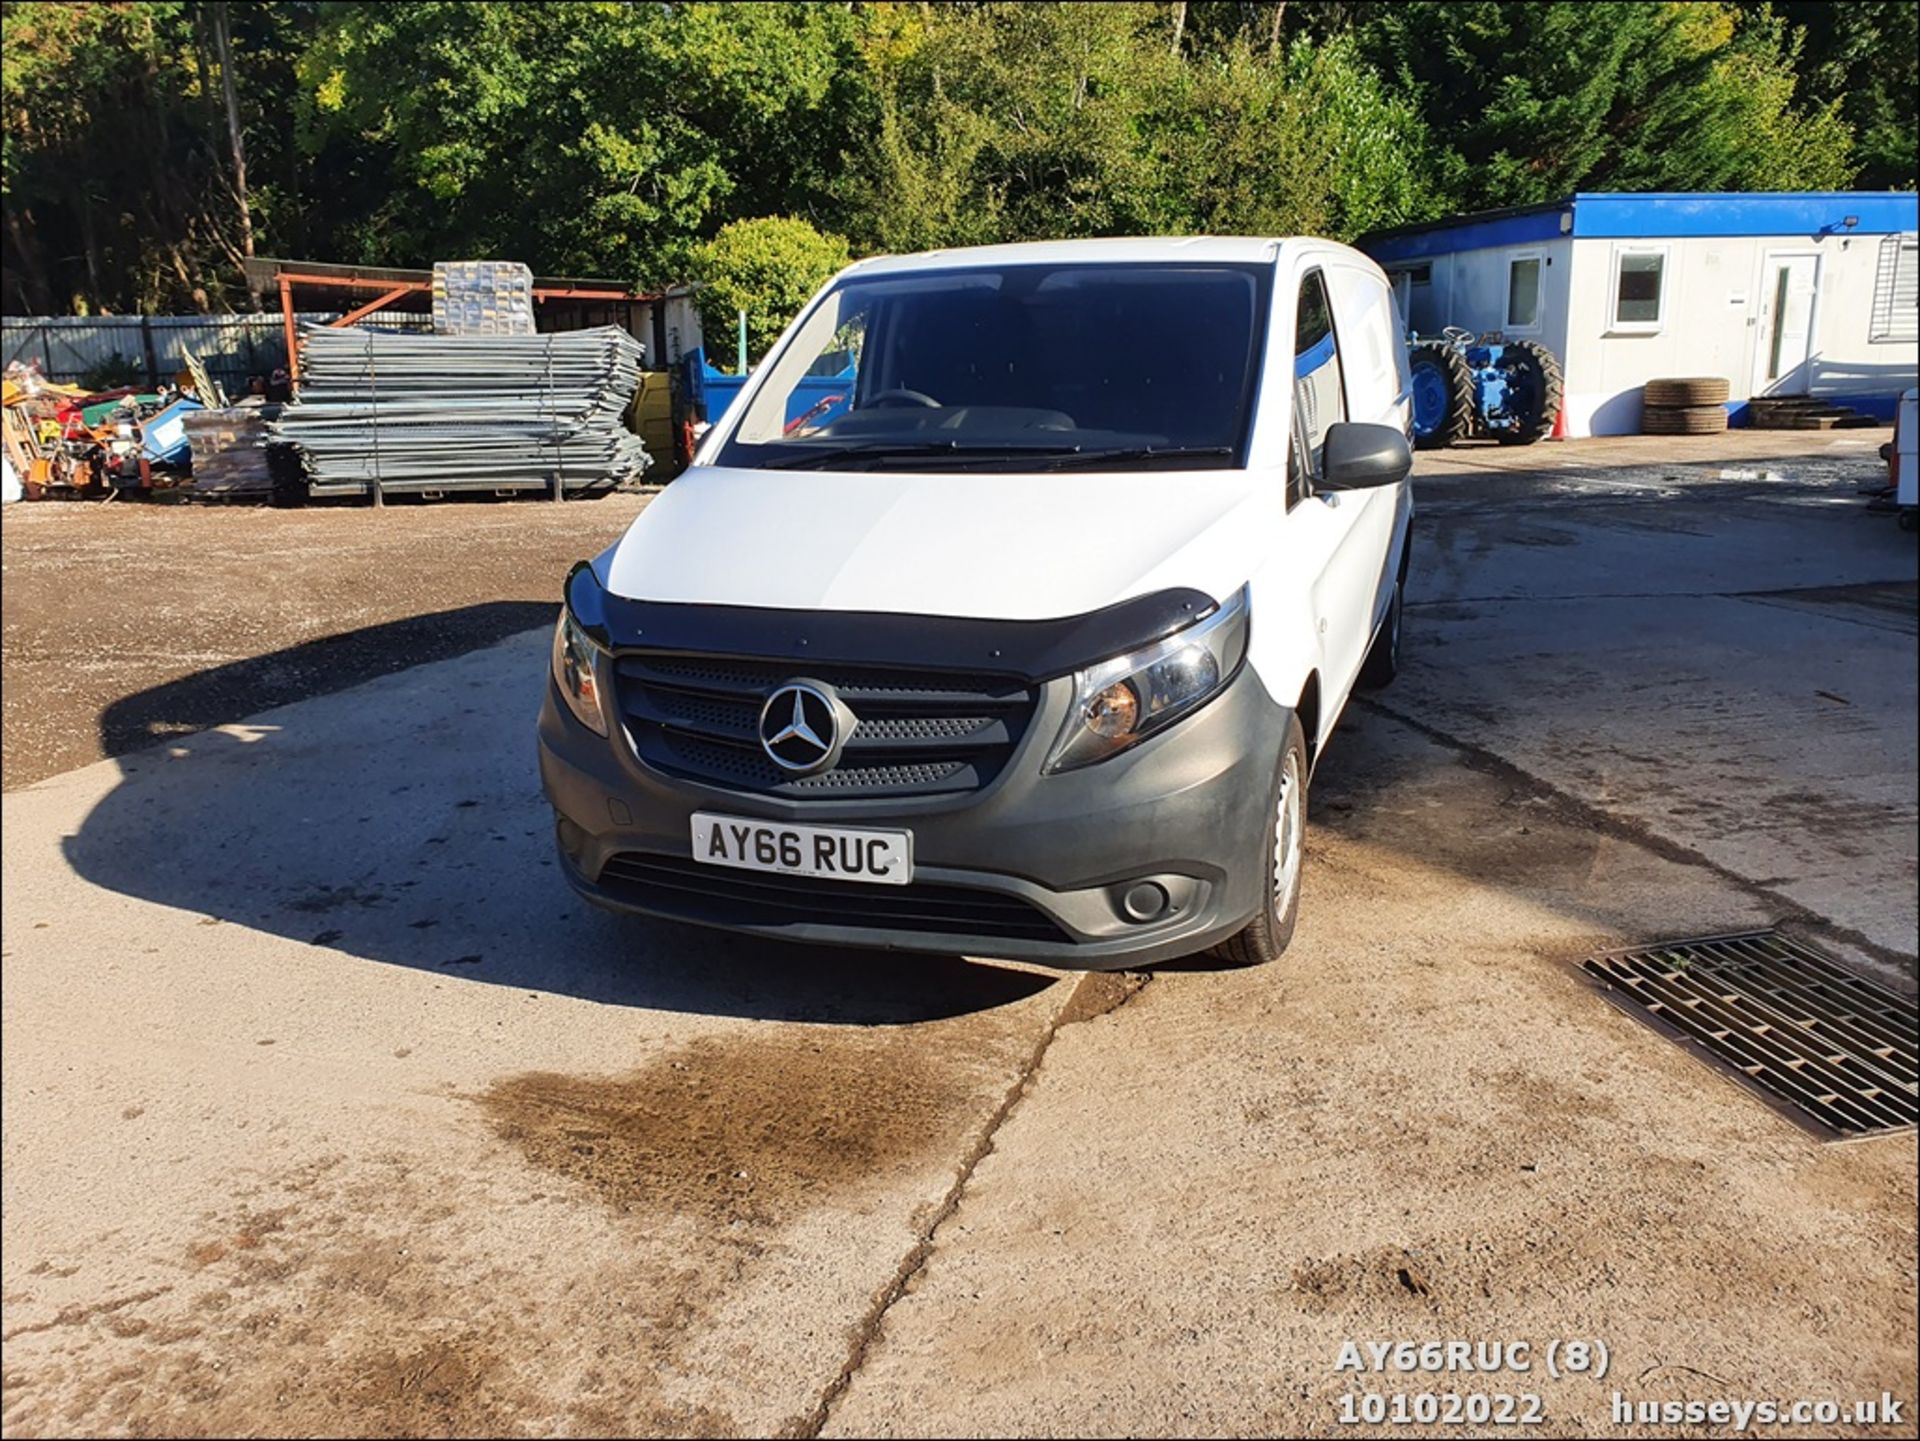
<box><xmin>613</xmin><ymin>652</ymin><xmax>1038</xmax><ymax>799</ymax></box>
<box><xmin>596</xmin><ymin>852</ymin><xmax>1070</xmax><ymax>944</ymax></box>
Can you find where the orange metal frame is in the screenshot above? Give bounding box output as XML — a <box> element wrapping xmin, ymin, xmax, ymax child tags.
<box><xmin>272</xmin><ymin>269</ymin><xmax>654</xmax><ymax>380</ymax></box>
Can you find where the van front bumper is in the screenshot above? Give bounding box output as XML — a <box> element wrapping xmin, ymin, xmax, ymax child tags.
<box><xmin>538</xmin><ymin>663</ymin><xmax>1290</xmax><ymax>969</ymax></box>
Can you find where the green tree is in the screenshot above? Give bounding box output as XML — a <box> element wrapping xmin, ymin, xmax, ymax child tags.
<box><xmin>1136</xmin><ymin>35</ymin><xmax>1434</xmax><ymax>238</ymax></box>
<box><xmin>861</xmin><ymin>2</ymin><xmax>1177</xmax><ymax>246</ymax></box>
<box><xmin>691</xmin><ymin>216</ymin><xmax>851</xmax><ymax>368</ymax></box>
<box><xmin>1175</xmin><ymin>1</ymin><xmax>1396</xmax><ymax>57</ymax></box>
<box><xmin>4</xmin><ymin>1</ymin><xmax>1894</xmax><ymax>318</ymax></box>
<box><xmin>2</xmin><ymin>0</ymin><xmax>309</xmax><ymax>313</ymax></box>
<box><xmin>296</xmin><ymin>1</ymin><xmax>867</xmax><ymax>287</ymax></box>
<box><xmin>1772</xmin><ymin>1</ymin><xmax>1916</xmax><ymax>189</ymax></box>
<box><xmin>1361</xmin><ymin>2</ymin><xmax>1855</xmax><ymax>211</ymax></box>
<box><xmin>850</xmin><ymin>1</ymin><xmax>1008</xmax><ymax>255</ymax></box>
<box><xmin>850</xmin><ymin>3</ymin><xmax>1431</xmax><ymax>248</ymax></box>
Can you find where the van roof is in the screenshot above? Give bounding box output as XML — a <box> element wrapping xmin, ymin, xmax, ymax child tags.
<box><xmin>846</xmin><ymin>236</ymin><xmax>1306</xmax><ymax>275</ymax></box>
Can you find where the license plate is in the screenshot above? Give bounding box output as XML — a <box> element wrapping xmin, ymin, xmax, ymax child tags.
<box><xmin>690</xmin><ymin>812</ymin><xmax>913</xmax><ymax>886</ymax></box>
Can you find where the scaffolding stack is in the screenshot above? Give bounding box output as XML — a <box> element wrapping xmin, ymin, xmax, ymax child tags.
<box><xmin>271</xmin><ymin>325</ymin><xmax>651</xmax><ymax>498</ymax></box>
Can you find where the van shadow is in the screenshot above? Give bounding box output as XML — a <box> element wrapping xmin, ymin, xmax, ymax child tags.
<box><xmin>60</xmin><ymin>608</ymin><xmax>1054</xmax><ymax>1025</ymax></box>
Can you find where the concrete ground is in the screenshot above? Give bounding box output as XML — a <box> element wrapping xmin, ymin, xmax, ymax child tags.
<box><xmin>2</xmin><ymin>432</ymin><xmax>1915</xmax><ymax>1437</ymax></box>
<box><xmin>0</xmin><ymin>493</ymin><xmax>648</xmax><ymax>789</ymax></box>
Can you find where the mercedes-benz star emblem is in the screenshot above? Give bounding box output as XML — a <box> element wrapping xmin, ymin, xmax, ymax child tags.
<box><xmin>758</xmin><ymin>681</ymin><xmax>846</xmax><ymax>775</ymax></box>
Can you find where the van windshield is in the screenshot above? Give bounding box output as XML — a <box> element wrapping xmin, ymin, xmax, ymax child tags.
<box><xmin>715</xmin><ymin>262</ymin><xmax>1271</xmax><ymax>472</ymax></box>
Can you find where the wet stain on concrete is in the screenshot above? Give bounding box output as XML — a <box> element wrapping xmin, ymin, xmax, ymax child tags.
<box><xmin>0</xmin><ymin>1287</ymin><xmax>173</xmax><ymax>1343</ymax></box>
<box><xmin>0</xmin><ymin>1168</ymin><xmax>613</xmax><ymax>1437</ymax></box>
<box><xmin>341</xmin><ymin>1337</ymin><xmax>518</xmax><ymax>1437</ymax></box>
<box><xmin>1739</xmin><ymin>580</ymin><xmax>1919</xmax><ymax>636</ymax></box>
<box><xmin>285</xmin><ymin>886</ymin><xmax>387</xmax><ymax>915</ymax></box>
<box><xmin>477</xmin><ymin>1032</ymin><xmax>972</xmax><ymax>1226</ymax></box>
<box><xmin>1290</xmin><ymin>1248</ymin><xmax>1444</xmax><ymax>1313</ymax></box>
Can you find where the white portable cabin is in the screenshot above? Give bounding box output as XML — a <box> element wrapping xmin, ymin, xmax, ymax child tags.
<box><xmin>1358</xmin><ymin>192</ymin><xmax>1919</xmax><ymax>436</ymax></box>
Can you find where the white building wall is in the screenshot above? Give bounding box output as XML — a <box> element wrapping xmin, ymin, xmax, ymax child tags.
<box><xmin>657</xmin><ymin>292</ymin><xmax>703</xmax><ymax>366</ymax></box>
<box><xmin>1563</xmin><ymin>231</ymin><xmax>1918</xmax><ymax>436</ymax></box>
<box><xmin>1392</xmin><ymin>237</ymin><xmax>1574</xmax><ymax>371</ymax></box>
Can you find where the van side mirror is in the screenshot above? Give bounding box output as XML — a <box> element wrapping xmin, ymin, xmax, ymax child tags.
<box><xmin>1321</xmin><ymin>421</ymin><xmax>1413</xmax><ymax>490</ymax></box>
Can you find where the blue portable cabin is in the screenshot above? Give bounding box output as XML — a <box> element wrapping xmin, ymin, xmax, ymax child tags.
<box><xmin>1357</xmin><ymin>192</ymin><xmax>1918</xmax><ymax>435</ymax></box>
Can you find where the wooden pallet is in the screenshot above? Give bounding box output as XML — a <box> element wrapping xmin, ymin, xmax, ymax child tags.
<box><xmin>1748</xmin><ymin>396</ymin><xmax>1879</xmax><ymax>430</ymax></box>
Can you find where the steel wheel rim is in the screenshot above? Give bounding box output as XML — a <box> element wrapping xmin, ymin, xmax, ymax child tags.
<box><xmin>1272</xmin><ymin>750</ymin><xmax>1303</xmax><ymax>918</ymax></box>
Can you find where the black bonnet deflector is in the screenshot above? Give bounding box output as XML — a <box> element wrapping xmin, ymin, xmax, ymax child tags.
<box><xmin>566</xmin><ymin>563</ymin><xmax>1217</xmax><ymax>682</ymax></box>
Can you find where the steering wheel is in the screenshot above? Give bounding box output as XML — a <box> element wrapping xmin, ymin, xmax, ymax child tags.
<box><xmin>868</xmin><ymin>388</ymin><xmax>941</xmax><ymax>409</ymax></box>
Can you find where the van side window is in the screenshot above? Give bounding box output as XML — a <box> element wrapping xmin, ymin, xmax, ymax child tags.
<box><xmin>1288</xmin><ymin>269</ymin><xmax>1348</xmax><ymax>506</ymax></box>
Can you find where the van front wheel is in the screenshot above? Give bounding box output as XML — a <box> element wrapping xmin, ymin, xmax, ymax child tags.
<box><xmin>1210</xmin><ymin>714</ymin><xmax>1308</xmax><ymax>967</ymax></box>
<box><xmin>1357</xmin><ymin>576</ymin><xmax>1403</xmax><ymax>689</ymax></box>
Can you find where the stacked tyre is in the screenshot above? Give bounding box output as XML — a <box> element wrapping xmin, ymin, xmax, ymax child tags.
<box><xmin>1642</xmin><ymin>377</ymin><xmax>1729</xmax><ymax>435</ymax></box>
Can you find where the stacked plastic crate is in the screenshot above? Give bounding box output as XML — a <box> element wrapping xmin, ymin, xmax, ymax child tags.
<box><xmin>431</xmin><ymin>260</ymin><xmax>536</xmax><ymax>336</ymax></box>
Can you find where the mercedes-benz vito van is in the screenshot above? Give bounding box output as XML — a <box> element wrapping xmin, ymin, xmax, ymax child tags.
<box><xmin>540</xmin><ymin>237</ymin><xmax>1413</xmax><ymax>967</ymax></box>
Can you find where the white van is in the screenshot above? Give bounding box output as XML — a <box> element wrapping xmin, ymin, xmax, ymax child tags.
<box><xmin>541</xmin><ymin>237</ymin><xmax>1413</xmax><ymax>967</ymax></box>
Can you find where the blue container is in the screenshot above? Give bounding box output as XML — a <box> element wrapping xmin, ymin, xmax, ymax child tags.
<box><xmin>141</xmin><ymin>396</ymin><xmax>204</xmax><ymax>464</ymax></box>
<box><xmin>687</xmin><ymin>347</ymin><xmax>855</xmax><ymax>431</ymax></box>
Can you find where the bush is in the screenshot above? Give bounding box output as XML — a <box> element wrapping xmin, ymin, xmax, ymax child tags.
<box><xmin>690</xmin><ymin>216</ymin><xmax>852</xmax><ymax>370</ymax></box>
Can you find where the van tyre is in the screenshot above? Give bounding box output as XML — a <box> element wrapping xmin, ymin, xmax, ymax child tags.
<box><xmin>1210</xmin><ymin>714</ymin><xmax>1309</xmax><ymax>967</ymax></box>
<box><xmin>1358</xmin><ymin>574</ymin><xmax>1403</xmax><ymax>689</ymax></box>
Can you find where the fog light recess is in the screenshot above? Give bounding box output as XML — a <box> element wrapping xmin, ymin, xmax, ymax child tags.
<box><xmin>1121</xmin><ymin>881</ymin><xmax>1170</xmax><ymax>924</ymax></box>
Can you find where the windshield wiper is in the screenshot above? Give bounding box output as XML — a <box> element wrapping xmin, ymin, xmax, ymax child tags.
<box><xmin>1030</xmin><ymin>445</ymin><xmax>1236</xmax><ymax>469</ymax></box>
<box><xmin>763</xmin><ymin>440</ymin><xmax>1081</xmax><ymax>471</ymax></box>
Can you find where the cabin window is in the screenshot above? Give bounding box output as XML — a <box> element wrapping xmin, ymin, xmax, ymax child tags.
<box><xmin>1506</xmin><ymin>254</ymin><xmax>1542</xmax><ymax>331</ymax></box>
<box><xmin>1610</xmin><ymin>247</ymin><xmax>1668</xmax><ymax>332</ymax></box>
<box><xmin>1869</xmin><ymin>235</ymin><xmax>1918</xmax><ymax>344</ymax></box>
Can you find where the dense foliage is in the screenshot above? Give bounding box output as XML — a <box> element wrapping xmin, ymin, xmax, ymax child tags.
<box><xmin>2</xmin><ymin>1</ymin><xmax>1909</xmax><ymax>321</ymax></box>
<box><xmin>692</xmin><ymin>216</ymin><xmax>851</xmax><ymax>367</ymax></box>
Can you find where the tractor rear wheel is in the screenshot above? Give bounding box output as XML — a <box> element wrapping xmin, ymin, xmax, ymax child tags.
<box><xmin>1409</xmin><ymin>341</ymin><xmax>1474</xmax><ymax>450</ymax></box>
<box><xmin>1493</xmin><ymin>339</ymin><xmax>1563</xmax><ymax>445</ymax></box>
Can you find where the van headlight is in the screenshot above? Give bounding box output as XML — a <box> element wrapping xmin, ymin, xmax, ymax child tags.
<box><xmin>551</xmin><ymin>607</ymin><xmax>609</xmax><ymax>735</ymax></box>
<box><xmin>1043</xmin><ymin>586</ymin><xmax>1249</xmax><ymax>773</ymax></box>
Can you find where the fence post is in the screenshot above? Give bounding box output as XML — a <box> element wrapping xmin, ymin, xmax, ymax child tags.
<box><xmin>279</xmin><ymin>276</ymin><xmax>299</xmax><ymax>383</ymax></box>
<box><xmin>364</xmin><ymin>329</ymin><xmax>384</xmax><ymax>510</ymax></box>
<box><xmin>139</xmin><ymin>315</ymin><xmax>160</xmax><ymax>391</ymax></box>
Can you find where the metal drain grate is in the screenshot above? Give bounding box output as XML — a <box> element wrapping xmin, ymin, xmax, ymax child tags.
<box><xmin>1580</xmin><ymin>931</ymin><xmax>1918</xmax><ymax>1142</ymax></box>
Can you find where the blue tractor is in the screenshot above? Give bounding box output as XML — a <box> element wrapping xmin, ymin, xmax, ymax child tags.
<box><xmin>1408</xmin><ymin>327</ymin><xmax>1563</xmax><ymax>449</ymax></box>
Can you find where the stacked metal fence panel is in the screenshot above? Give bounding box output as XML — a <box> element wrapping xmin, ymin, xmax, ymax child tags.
<box><xmin>270</xmin><ymin>325</ymin><xmax>650</xmax><ymax>497</ymax></box>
